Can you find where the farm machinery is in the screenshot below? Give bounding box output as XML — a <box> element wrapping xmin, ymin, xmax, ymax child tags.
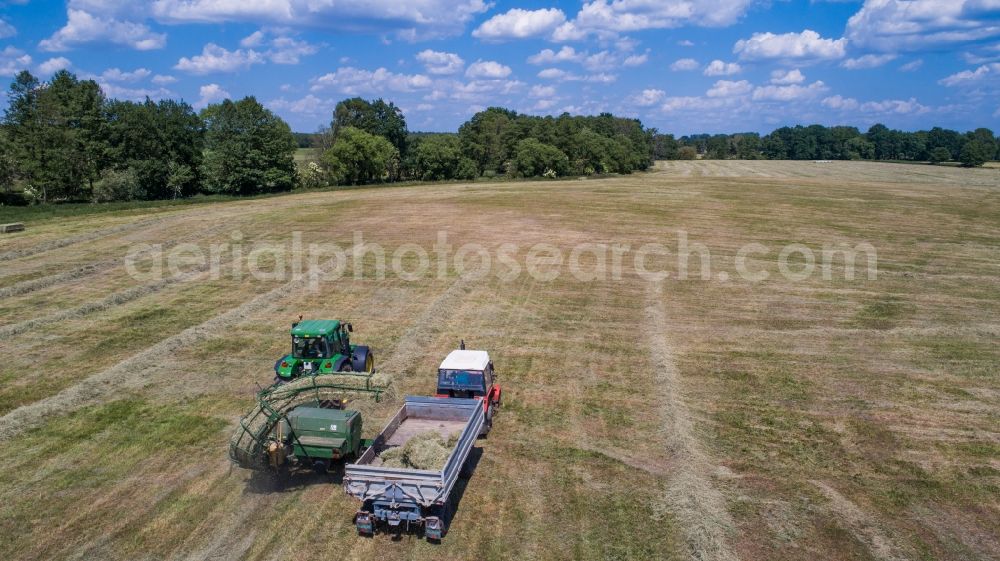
<box><xmin>229</xmin><ymin>325</ymin><xmax>501</xmax><ymax>541</ymax></box>
<box><xmin>228</xmin><ymin>371</ymin><xmax>392</xmax><ymax>472</ymax></box>
<box><xmin>344</xmin><ymin>344</ymin><xmax>502</xmax><ymax>539</ymax></box>
<box><xmin>273</xmin><ymin>318</ymin><xmax>374</xmax><ymax>385</ymax></box>
<box><xmin>230</xmin><ymin>318</ymin><xmax>388</xmax><ymax>472</ymax></box>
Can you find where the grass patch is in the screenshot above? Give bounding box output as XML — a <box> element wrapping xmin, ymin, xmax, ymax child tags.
<box><xmin>854</xmin><ymin>295</ymin><xmax>912</xmax><ymax>329</ymax></box>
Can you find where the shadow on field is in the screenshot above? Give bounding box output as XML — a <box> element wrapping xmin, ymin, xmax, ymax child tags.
<box><xmin>243</xmin><ymin>462</ymin><xmax>346</xmax><ymax>494</ymax></box>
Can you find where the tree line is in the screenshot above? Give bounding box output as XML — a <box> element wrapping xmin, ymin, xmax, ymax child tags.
<box><xmin>313</xmin><ymin>98</ymin><xmax>655</xmax><ymax>185</ymax></box>
<box><xmin>654</xmin><ymin>124</ymin><xmax>999</xmax><ymax>167</ymax></box>
<box><xmin>1</xmin><ymin>70</ymin><xmax>297</xmax><ymax>204</ymax></box>
<box><xmin>2</xmin><ymin>69</ymin><xmax>996</xmax><ymax>206</ymax></box>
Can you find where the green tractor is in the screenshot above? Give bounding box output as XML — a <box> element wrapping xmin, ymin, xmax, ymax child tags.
<box><xmin>273</xmin><ymin>319</ymin><xmax>374</xmax><ymax>385</ymax></box>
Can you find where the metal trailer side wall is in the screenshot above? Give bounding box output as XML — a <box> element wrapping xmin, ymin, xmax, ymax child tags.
<box><xmin>344</xmin><ymin>396</ymin><xmax>484</xmax><ymax>508</ymax></box>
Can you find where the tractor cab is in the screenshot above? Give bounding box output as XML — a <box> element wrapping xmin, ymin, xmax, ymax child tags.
<box><xmin>435</xmin><ymin>345</ymin><xmax>502</xmax><ymax>435</ymax></box>
<box><xmin>274</xmin><ymin>318</ymin><xmax>373</xmax><ymax>383</ymax></box>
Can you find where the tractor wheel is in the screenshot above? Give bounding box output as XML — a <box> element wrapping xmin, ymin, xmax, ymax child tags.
<box><xmin>481</xmin><ymin>406</ymin><xmax>495</xmax><ymax>438</ymax></box>
<box><xmin>365</xmin><ymin>352</ymin><xmax>374</xmax><ymax>373</ymax></box>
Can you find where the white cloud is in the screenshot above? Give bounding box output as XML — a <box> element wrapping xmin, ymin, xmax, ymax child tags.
<box><xmin>678</xmin><ymin>39</ymin><xmax>695</xmax><ymax>47</ymax></box>
<box><xmin>466</xmin><ymin>60</ymin><xmax>512</xmax><ymax>79</ymax></box>
<box><xmin>660</xmin><ymin>95</ymin><xmax>744</xmax><ymax>113</ymax></box>
<box><xmin>530</xmin><ymin>84</ymin><xmax>556</xmax><ymax>98</ymax></box>
<box><xmin>234</xmin><ymin>29</ymin><xmax>318</xmax><ymax>65</ymax></box>
<box><xmin>195</xmin><ymin>83</ymin><xmax>229</xmax><ymax>109</ymax></box>
<box><xmin>899</xmin><ymin>59</ymin><xmax>923</xmax><ymax>72</ymax></box>
<box><xmin>822</xmin><ymin>95</ymin><xmax>859</xmax><ymax>111</ymax></box>
<box><xmin>624</xmin><ymin>52</ymin><xmax>649</xmax><ymax>66</ymax></box>
<box><xmin>704</xmin><ymin>59</ymin><xmax>742</xmax><ymax>76</ymax></box>
<box><xmin>152</xmin><ymin>74</ymin><xmax>177</xmax><ymax>84</ymax></box>
<box><xmin>752</xmin><ymin>80</ymin><xmax>828</xmax><ymax>101</ymax></box>
<box><xmin>100</xmin><ymin>82</ymin><xmax>174</xmax><ymax>101</ymax></box>
<box><xmin>770</xmin><ymin>69</ymin><xmax>805</xmax><ymax>84</ymax></box>
<box><xmin>445</xmin><ymin>78</ymin><xmax>526</xmax><ymax>102</ymax></box>
<box><xmin>587</xmin><ymin>73</ymin><xmax>617</xmax><ymax>83</ymax></box>
<box><xmin>536</xmin><ymin>67</ymin><xmax>616</xmax><ymax>82</ymax></box>
<box><xmin>572</xmin><ymin>0</ymin><xmax>754</xmax><ymax>33</ymax></box>
<box><xmin>538</xmin><ymin>68</ymin><xmax>570</xmax><ymax>80</ymax></box>
<box><xmin>859</xmin><ymin>97</ymin><xmax>929</xmax><ymax>114</ymax></box>
<box><xmin>0</xmin><ymin>18</ymin><xmax>15</xmax><ymax>39</ymax></box>
<box><xmin>151</xmin><ymin>0</ymin><xmax>490</xmax><ymax>39</ymax></box>
<box><xmin>821</xmin><ymin>95</ymin><xmax>930</xmax><ymax>118</ymax></box>
<box><xmin>478</xmin><ymin>1</ymin><xmax>754</xmax><ymax>42</ymax></box>
<box><xmin>846</xmin><ymin>0</ymin><xmax>1000</xmax><ymax>52</ymax></box>
<box><xmin>240</xmin><ymin>30</ymin><xmax>265</xmax><ymax>48</ymax></box>
<box><xmin>39</xmin><ymin>9</ymin><xmax>165</xmax><ymax>51</ymax></box>
<box><xmin>707</xmin><ymin>79</ymin><xmax>752</xmax><ymax>98</ymax></box>
<box><xmin>630</xmin><ymin>88</ymin><xmax>665</xmax><ymax>106</ymax></box>
<box><xmin>841</xmin><ymin>53</ymin><xmax>897</xmax><ymax>69</ymax></box>
<box><xmin>528</xmin><ymin>46</ymin><xmax>584</xmax><ymax>64</ymax></box>
<box><xmin>670</xmin><ymin>58</ymin><xmax>699</xmax><ymax>71</ymax></box>
<box><xmin>734</xmin><ymin>29</ymin><xmax>847</xmax><ymax>60</ymax></box>
<box><xmin>0</xmin><ymin>46</ymin><xmax>32</xmax><ymax>77</ymax></box>
<box><xmin>38</xmin><ymin>57</ymin><xmax>72</xmax><ymax>75</ymax></box>
<box><xmin>267</xmin><ymin>94</ymin><xmax>330</xmax><ymax>115</ymax></box>
<box><xmin>416</xmin><ymin>50</ymin><xmax>465</xmax><ymax>75</ymax></box>
<box><xmin>175</xmin><ymin>43</ymin><xmax>264</xmax><ymax>75</ymax></box>
<box><xmin>310</xmin><ymin>67</ymin><xmax>432</xmax><ymax>94</ymax></box>
<box><xmin>100</xmin><ymin>67</ymin><xmax>151</xmax><ymax>82</ymax></box>
<box><xmin>584</xmin><ymin>50</ymin><xmax>617</xmax><ymax>71</ymax></box>
<box><xmin>268</xmin><ymin>36</ymin><xmax>318</xmax><ymax>65</ymax></box>
<box><xmin>938</xmin><ymin>63</ymin><xmax>1000</xmax><ymax>86</ymax></box>
<box><xmin>472</xmin><ymin>8</ymin><xmax>567</xmax><ymax>40</ymax></box>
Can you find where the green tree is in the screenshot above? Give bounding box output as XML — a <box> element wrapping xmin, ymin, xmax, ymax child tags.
<box><xmin>105</xmin><ymin>98</ymin><xmax>203</xmax><ymax>200</ymax></box>
<box><xmin>201</xmin><ymin>97</ymin><xmax>298</xmax><ymax>195</ymax></box>
<box><xmin>845</xmin><ymin>136</ymin><xmax>875</xmax><ymax>160</ymax></box>
<box><xmin>411</xmin><ymin>134</ymin><xmax>464</xmax><ymax>180</ymax></box>
<box><xmin>928</xmin><ymin>146</ymin><xmax>952</xmax><ymax>164</ymax></box>
<box><xmin>331</xmin><ymin>97</ymin><xmax>408</xmax><ymax>158</ymax></box>
<box><xmin>0</xmin><ymin>127</ymin><xmax>15</xmax><ymax>195</ymax></box>
<box><xmin>959</xmin><ymin>140</ymin><xmax>992</xmax><ymax>167</ymax></box>
<box><xmin>677</xmin><ymin>146</ymin><xmax>697</xmax><ymax>160</ymax></box>
<box><xmin>3</xmin><ymin>70</ymin><xmax>107</xmax><ymax>202</ymax></box>
<box><xmin>510</xmin><ymin>138</ymin><xmax>569</xmax><ymax>177</ymax></box>
<box><xmin>458</xmin><ymin>107</ymin><xmax>520</xmax><ymax>174</ymax></box>
<box><xmin>321</xmin><ymin>126</ymin><xmax>399</xmax><ymax>185</ymax></box>
<box><xmin>652</xmin><ymin>133</ymin><xmax>678</xmax><ymax>160</ymax></box>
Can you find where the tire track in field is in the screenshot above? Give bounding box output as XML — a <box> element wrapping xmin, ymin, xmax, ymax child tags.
<box><xmin>377</xmin><ymin>274</ymin><xmax>475</xmax><ymax>375</ymax></box>
<box><xmin>811</xmin><ymin>481</ymin><xmax>910</xmax><ymax>561</ymax></box>
<box><xmin>645</xmin><ymin>281</ymin><xmax>738</xmax><ymax>561</ymax></box>
<box><xmin>0</xmin><ymin>245</ymin><xmax>365</xmax><ymax>442</ymax></box>
<box><xmin>0</xmin><ymin>223</ymin><xmax>229</xmax><ymax>300</ymax></box>
<box><xmin>0</xmin><ymin>216</ymin><xmax>165</xmax><ymax>263</ymax></box>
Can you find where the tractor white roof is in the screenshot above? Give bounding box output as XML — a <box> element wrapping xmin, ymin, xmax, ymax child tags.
<box><xmin>439</xmin><ymin>350</ymin><xmax>490</xmax><ymax>371</ymax></box>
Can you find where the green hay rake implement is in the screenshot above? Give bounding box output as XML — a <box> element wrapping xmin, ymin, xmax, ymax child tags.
<box><xmin>229</xmin><ymin>372</ymin><xmax>393</xmax><ymax>470</ymax></box>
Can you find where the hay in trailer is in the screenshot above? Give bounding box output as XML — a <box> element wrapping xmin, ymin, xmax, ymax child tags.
<box><xmin>379</xmin><ymin>431</ymin><xmax>461</xmax><ymax>470</ymax></box>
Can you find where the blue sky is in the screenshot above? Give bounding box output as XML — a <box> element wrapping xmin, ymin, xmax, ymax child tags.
<box><xmin>1</xmin><ymin>0</ymin><xmax>999</xmax><ymax>134</ymax></box>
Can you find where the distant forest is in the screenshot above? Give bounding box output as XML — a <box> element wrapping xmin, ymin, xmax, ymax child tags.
<box><xmin>1</xmin><ymin>69</ymin><xmax>997</xmax><ymax>206</ymax></box>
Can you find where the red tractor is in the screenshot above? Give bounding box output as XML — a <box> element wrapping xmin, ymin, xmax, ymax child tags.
<box><xmin>434</xmin><ymin>341</ymin><xmax>501</xmax><ymax>436</ymax></box>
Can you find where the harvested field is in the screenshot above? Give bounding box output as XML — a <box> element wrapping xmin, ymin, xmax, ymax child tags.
<box><xmin>0</xmin><ymin>160</ymin><xmax>997</xmax><ymax>561</ymax></box>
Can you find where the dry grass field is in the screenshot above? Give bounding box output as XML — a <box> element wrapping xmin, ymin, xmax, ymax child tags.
<box><xmin>0</xmin><ymin>160</ymin><xmax>997</xmax><ymax>561</ymax></box>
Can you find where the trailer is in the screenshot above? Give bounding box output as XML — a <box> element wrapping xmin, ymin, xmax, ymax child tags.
<box><xmin>344</xmin><ymin>396</ymin><xmax>484</xmax><ymax>540</ymax></box>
